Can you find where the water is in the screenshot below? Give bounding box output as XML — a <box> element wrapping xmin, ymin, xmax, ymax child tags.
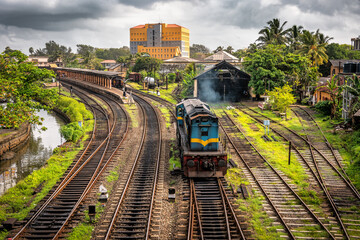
<box><xmin>0</xmin><ymin>109</ymin><xmax>66</xmax><ymax>196</ymax></box>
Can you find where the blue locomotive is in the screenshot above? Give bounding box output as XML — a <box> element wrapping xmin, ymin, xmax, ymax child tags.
<box><xmin>176</xmin><ymin>98</ymin><xmax>227</xmax><ymax>177</ymax></box>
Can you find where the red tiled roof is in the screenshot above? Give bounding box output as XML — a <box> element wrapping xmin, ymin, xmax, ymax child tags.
<box><xmin>167</xmin><ymin>24</ymin><xmax>182</xmax><ymax>28</ymax></box>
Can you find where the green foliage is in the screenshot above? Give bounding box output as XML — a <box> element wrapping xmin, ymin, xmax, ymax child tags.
<box><xmin>60</xmin><ymin>122</ymin><xmax>85</xmax><ymax>142</ymax></box>
<box><xmin>95</xmin><ymin>46</ymin><xmax>130</xmax><ymax>60</ymax></box>
<box><xmin>180</xmin><ymin>71</ymin><xmax>196</xmax><ymax>98</ymax></box>
<box><xmin>167</xmin><ymin>73</ymin><xmax>176</xmax><ymax>83</ymax></box>
<box><xmin>0</xmin><ymin>50</ymin><xmax>58</xmax><ymax>129</ymax></box>
<box><xmin>67</xmin><ymin>223</ymin><xmax>93</xmax><ymax>240</ymax></box>
<box><xmin>318</xmin><ymin>75</ymin><xmax>343</xmax><ymax>118</ymax></box>
<box><xmin>326</xmin><ymin>43</ymin><xmax>360</xmax><ymax>60</ymax></box>
<box><xmin>132</xmin><ymin>57</ymin><xmax>162</xmax><ymax>73</ymax></box>
<box><xmin>243</xmin><ymin>45</ymin><xmax>287</xmax><ymax>95</ymax></box>
<box><xmin>0</xmin><ymin>143</ymin><xmax>79</xmax><ymax>224</ymax></box>
<box><xmin>57</xmin><ymin>96</ymin><xmax>92</xmax><ymax>122</ymax></box>
<box><xmin>106</xmin><ymin>170</ymin><xmax>119</xmax><ymax>182</ymax></box>
<box><xmin>314</xmin><ymin>100</ymin><xmax>331</xmax><ymax>115</ymax></box>
<box><xmin>266</xmin><ymin>85</ymin><xmax>296</xmax><ymax>117</ymax></box>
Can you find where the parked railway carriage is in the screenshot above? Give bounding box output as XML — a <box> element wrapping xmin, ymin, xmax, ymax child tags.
<box><xmin>176</xmin><ymin>98</ymin><xmax>227</xmax><ymax>177</ymax></box>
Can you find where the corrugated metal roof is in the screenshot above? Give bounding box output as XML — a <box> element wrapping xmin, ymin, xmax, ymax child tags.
<box><xmin>204</xmin><ymin>51</ymin><xmax>239</xmax><ymax>62</ymax></box>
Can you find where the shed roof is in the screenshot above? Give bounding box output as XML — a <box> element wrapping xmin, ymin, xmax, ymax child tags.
<box><xmin>204</xmin><ymin>51</ymin><xmax>239</xmax><ymax>62</ymax></box>
<box><xmin>329</xmin><ymin>59</ymin><xmax>360</xmax><ymax>68</ymax></box>
<box><xmin>164</xmin><ymin>56</ymin><xmax>199</xmax><ymax>63</ymax></box>
<box><xmin>194</xmin><ymin>60</ymin><xmax>250</xmax><ymax>80</ymax></box>
<box><xmin>56</xmin><ymin>67</ymin><xmax>120</xmax><ymax>77</ymax></box>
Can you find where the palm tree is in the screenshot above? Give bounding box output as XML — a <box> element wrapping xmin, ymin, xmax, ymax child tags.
<box><xmin>298</xmin><ymin>30</ymin><xmax>328</xmax><ymax>66</ymax></box>
<box><xmin>257</xmin><ymin>18</ymin><xmax>289</xmax><ymax>46</ymax></box>
<box><xmin>315</xmin><ymin>29</ymin><xmax>333</xmax><ymax>45</ymax></box>
<box><xmin>287</xmin><ymin>25</ymin><xmax>303</xmax><ymax>51</ymax></box>
<box><xmin>225</xmin><ymin>46</ymin><xmax>234</xmax><ymax>54</ymax></box>
<box><xmin>213</xmin><ymin>46</ymin><xmax>224</xmax><ymax>53</ymax></box>
<box><xmin>345</xmin><ymin>74</ymin><xmax>360</xmax><ymax>119</ymax></box>
<box><xmin>257</xmin><ymin>28</ymin><xmax>272</xmax><ymax>47</ymax></box>
<box><xmin>319</xmin><ymin>74</ymin><xmax>343</xmax><ymax>118</ymax></box>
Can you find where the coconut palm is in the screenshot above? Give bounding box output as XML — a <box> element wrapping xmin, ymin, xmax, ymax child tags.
<box><xmin>257</xmin><ymin>18</ymin><xmax>289</xmax><ymax>46</ymax></box>
<box><xmin>257</xmin><ymin>28</ymin><xmax>272</xmax><ymax>47</ymax></box>
<box><xmin>315</xmin><ymin>29</ymin><xmax>333</xmax><ymax>44</ymax></box>
<box><xmin>298</xmin><ymin>30</ymin><xmax>328</xmax><ymax>66</ymax></box>
<box><xmin>345</xmin><ymin>74</ymin><xmax>360</xmax><ymax>118</ymax></box>
<box><xmin>287</xmin><ymin>25</ymin><xmax>303</xmax><ymax>51</ymax></box>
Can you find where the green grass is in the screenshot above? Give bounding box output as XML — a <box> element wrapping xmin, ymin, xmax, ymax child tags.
<box><xmin>0</xmin><ymin>143</ymin><xmax>82</xmax><ymax>222</ymax></box>
<box><xmin>106</xmin><ymin>170</ymin><xmax>119</xmax><ymax>183</ymax></box>
<box><xmin>237</xmin><ymin>194</ymin><xmax>282</xmax><ymax>239</ymax></box>
<box><xmin>158</xmin><ymin>106</ymin><xmax>172</xmax><ymax>128</ymax></box>
<box><xmin>221</xmin><ymin>108</ymin><xmax>323</xmax><ymax>211</ymax></box>
<box><xmin>67</xmin><ymin>223</ymin><xmax>93</xmax><ymax>240</ymax></box>
<box><xmin>122</xmin><ymin>104</ymin><xmax>139</xmax><ymax>128</ymax></box>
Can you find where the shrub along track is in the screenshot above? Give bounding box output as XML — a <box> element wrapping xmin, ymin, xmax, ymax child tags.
<box><xmin>237</xmin><ymin>103</ymin><xmax>360</xmax><ymax>239</ymax></box>
<box><xmin>218</xmin><ymin>110</ymin><xmax>336</xmax><ymax>239</ymax></box>
<box><xmin>9</xmin><ymin>84</ymin><xmax>129</xmax><ymax>239</ymax></box>
<box><xmin>100</xmin><ymin>94</ymin><xmax>162</xmax><ymax>239</ymax></box>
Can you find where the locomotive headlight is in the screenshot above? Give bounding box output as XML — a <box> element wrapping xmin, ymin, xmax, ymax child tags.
<box><xmin>187</xmin><ymin>160</ymin><xmax>195</xmax><ymax>167</ymax></box>
<box><xmin>218</xmin><ymin>159</ymin><xmax>226</xmax><ymax>167</ymax></box>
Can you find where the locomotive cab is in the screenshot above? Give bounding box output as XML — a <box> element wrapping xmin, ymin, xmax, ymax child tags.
<box><xmin>176</xmin><ymin>98</ymin><xmax>227</xmax><ymax>178</ymax></box>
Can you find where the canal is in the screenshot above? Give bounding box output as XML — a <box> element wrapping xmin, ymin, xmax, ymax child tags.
<box><xmin>0</xmin><ymin>109</ymin><xmax>66</xmax><ymax>195</ymax></box>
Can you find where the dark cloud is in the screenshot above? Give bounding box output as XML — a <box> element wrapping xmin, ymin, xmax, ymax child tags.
<box><xmin>0</xmin><ymin>0</ymin><xmax>110</xmax><ymax>31</ymax></box>
<box><xmin>282</xmin><ymin>0</ymin><xmax>360</xmax><ymax>15</ymax></box>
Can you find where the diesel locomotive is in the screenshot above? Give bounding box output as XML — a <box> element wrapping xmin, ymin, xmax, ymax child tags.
<box><xmin>176</xmin><ymin>98</ymin><xmax>227</xmax><ymax>177</ymax></box>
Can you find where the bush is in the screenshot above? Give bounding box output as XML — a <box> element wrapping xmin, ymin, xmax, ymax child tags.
<box><xmin>57</xmin><ymin>96</ymin><xmax>92</xmax><ymax>122</ymax></box>
<box><xmin>315</xmin><ymin>100</ymin><xmax>331</xmax><ymax>115</ymax></box>
<box><xmin>301</xmin><ymin>97</ymin><xmax>311</xmax><ymax>105</ymax></box>
<box><xmin>167</xmin><ymin>73</ymin><xmax>176</xmax><ymax>83</ymax></box>
<box><xmin>60</xmin><ymin>122</ymin><xmax>85</xmax><ymax>142</ymax></box>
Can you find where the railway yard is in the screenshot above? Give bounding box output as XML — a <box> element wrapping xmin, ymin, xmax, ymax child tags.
<box><xmin>2</xmin><ymin>77</ymin><xmax>360</xmax><ymax>240</ymax></box>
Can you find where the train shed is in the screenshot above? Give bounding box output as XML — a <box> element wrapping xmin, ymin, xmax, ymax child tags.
<box><xmin>193</xmin><ymin>60</ymin><xmax>250</xmax><ymax>102</ymax></box>
<box><xmin>54</xmin><ymin>67</ymin><xmax>123</xmax><ymax>89</ymax></box>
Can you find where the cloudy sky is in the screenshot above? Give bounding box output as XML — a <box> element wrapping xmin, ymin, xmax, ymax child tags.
<box><xmin>0</xmin><ymin>0</ymin><xmax>359</xmax><ymax>54</ymax></box>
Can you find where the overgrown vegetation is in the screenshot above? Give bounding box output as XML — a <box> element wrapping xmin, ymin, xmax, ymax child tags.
<box><xmin>57</xmin><ymin>96</ymin><xmax>93</xmax><ymax>142</ymax></box>
<box><xmin>225</xmin><ymin>168</ymin><xmax>281</xmax><ymax>239</ymax></box>
<box><xmin>224</xmin><ymin>108</ymin><xmax>322</xmax><ymax>208</ymax></box>
<box><xmin>169</xmin><ymin>140</ymin><xmax>181</xmax><ymax>171</ymax></box>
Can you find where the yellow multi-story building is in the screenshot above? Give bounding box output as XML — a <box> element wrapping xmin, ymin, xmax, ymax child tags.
<box><xmin>130</xmin><ymin>23</ymin><xmax>190</xmax><ymax>60</ymax></box>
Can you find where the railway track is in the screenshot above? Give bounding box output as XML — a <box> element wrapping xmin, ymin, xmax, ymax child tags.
<box><xmin>187</xmin><ymin>177</ymin><xmax>245</xmax><ymax>240</ymax></box>
<box><xmin>101</xmin><ymin>94</ymin><xmax>162</xmax><ymax>239</ymax></box>
<box><xmin>9</xmin><ymin>84</ymin><xmax>129</xmax><ymax>239</ymax></box>
<box><xmin>237</xmin><ymin>104</ymin><xmax>360</xmax><ymax>239</ymax></box>
<box><xmin>218</xmin><ymin>110</ymin><xmax>337</xmax><ymax>239</ymax></box>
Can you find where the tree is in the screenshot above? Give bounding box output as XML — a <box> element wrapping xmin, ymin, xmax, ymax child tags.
<box><xmin>257</xmin><ymin>18</ymin><xmax>289</xmax><ymax>46</ymax></box>
<box><xmin>319</xmin><ymin>74</ymin><xmax>343</xmax><ymax>118</ymax></box>
<box><xmin>132</xmin><ymin>57</ymin><xmax>162</xmax><ymax>75</ymax></box>
<box><xmin>213</xmin><ymin>46</ymin><xmax>224</xmax><ymax>53</ymax></box>
<box><xmin>298</xmin><ymin>30</ymin><xmax>329</xmax><ymax>66</ymax></box>
<box><xmin>225</xmin><ymin>46</ymin><xmax>234</xmax><ymax>54</ymax></box>
<box><xmin>29</xmin><ymin>47</ymin><xmax>34</xmax><ymax>56</ymax></box>
<box><xmin>190</xmin><ymin>44</ymin><xmax>210</xmax><ymax>58</ymax></box>
<box><xmin>345</xmin><ymin>75</ymin><xmax>360</xmax><ymax>119</ymax></box>
<box><xmin>267</xmin><ymin>84</ymin><xmax>296</xmax><ymax>120</ymax></box>
<box><xmin>287</xmin><ymin>25</ymin><xmax>303</xmax><ymax>51</ymax></box>
<box><xmin>0</xmin><ymin>50</ymin><xmax>58</xmax><ymax>128</ymax></box>
<box><xmin>95</xmin><ymin>47</ymin><xmax>130</xmax><ymax>60</ymax></box>
<box><xmin>243</xmin><ymin>44</ymin><xmax>287</xmax><ymax>96</ymax></box>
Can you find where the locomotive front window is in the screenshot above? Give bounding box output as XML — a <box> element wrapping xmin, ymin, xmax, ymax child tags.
<box><xmin>201</xmin><ymin>117</ymin><xmax>208</xmax><ymax>122</ymax></box>
<box><xmin>201</xmin><ymin>131</ymin><xmax>208</xmax><ymax>136</ymax></box>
